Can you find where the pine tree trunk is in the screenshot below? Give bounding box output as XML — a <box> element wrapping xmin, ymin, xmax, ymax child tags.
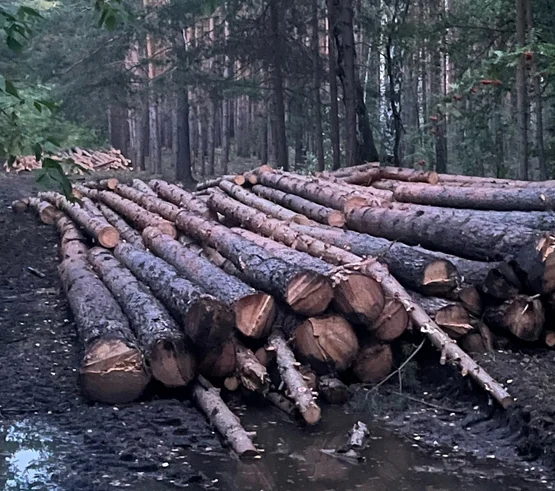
<box><xmin>312</xmin><ymin>0</ymin><xmax>325</xmax><ymax>172</ymax></box>
<box><xmin>176</xmin><ymin>89</ymin><xmax>194</xmax><ymax>184</ymax></box>
<box><xmin>327</xmin><ymin>0</ymin><xmax>341</xmax><ymax>170</ymax></box>
<box><xmin>207</xmin><ymin>95</ymin><xmax>216</xmax><ymax>176</ymax></box>
<box><xmin>516</xmin><ymin>0</ymin><xmax>529</xmax><ymax>179</ymax></box>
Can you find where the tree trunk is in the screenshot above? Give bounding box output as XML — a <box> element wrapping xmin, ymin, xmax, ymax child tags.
<box><xmin>149</xmin><ymin>179</ymin><xmax>216</xmax><ymax>219</ymax></box>
<box><xmin>39</xmin><ymin>192</ymin><xmax>119</xmax><ymax>248</ymax></box>
<box><xmin>114</xmin><ymin>183</ymin><xmax>184</xmax><ymax>222</ymax></box>
<box><xmin>288</xmin><ymin>223</ymin><xmax>459</xmax><ymax>296</ymax></box>
<box><xmin>88</xmin><ymin>248</ymin><xmax>196</xmax><ymax>387</ymax></box>
<box><xmin>236</xmin><ymin>341</ymin><xmax>270</xmax><ymax>393</ymax></box>
<box><xmin>269</xmin><ymin>331</ymin><xmax>321</xmax><ymax>425</ymax></box>
<box><xmin>96</xmin><ymin>202</ymin><xmax>145</xmax><ymax>249</ymax></box>
<box><xmin>312</xmin><ymin>0</ymin><xmax>325</xmax><ymax>172</ymax></box>
<box><xmin>176</xmin><ymin>88</ymin><xmax>195</xmax><ymax>184</ymax></box>
<box><xmin>141</xmin><ymin>226</ymin><xmax>276</xmax><ymax>339</ymax></box>
<box><xmin>27</xmin><ymin>198</ymin><xmax>59</xmax><ymax>225</ymax></box>
<box><xmin>192</xmin><ymin>376</ymin><xmax>259</xmax><ymax>457</ymax></box>
<box><xmin>269</xmin><ymin>0</ymin><xmax>288</xmax><ymax>171</ymax></box>
<box><xmin>352</xmin><ymin>342</ymin><xmax>393</xmax><ymax>383</ymax></box>
<box><xmin>392</xmin><ymin>183</ymin><xmax>555</xmax><ymax>211</ymax></box>
<box><xmin>114</xmin><ymin>242</ymin><xmax>234</xmax><ymax>348</ymax></box>
<box><xmin>484</xmin><ymin>295</ymin><xmax>544</xmax><ymax>342</ymax></box>
<box><xmin>371</xmin><ymin>293</ymin><xmax>410</xmax><ymax>342</ymax></box>
<box><xmin>516</xmin><ymin>0</ymin><xmax>529</xmax><ymax>180</ymax></box>
<box><xmin>207</xmin><ymin>95</ymin><xmax>216</xmax><ymax>176</ymax></box>
<box><xmin>337</xmin><ymin>166</ymin><xmax>439</xmax><ymax>185</ymax></box>
<box><xmin>327</xmin><ymin>0</ymin><xmax>341</xmax><ymax>170</ymax></box>
<box><xmin>232</xmin><ymin>228</ymin><xmax>385</xmax><ymax>326</ymax></box>
<box><xmin>251</xmin><ymin>185</ymin><xmax>346</xmax><ymax>226</ymax></box>
<box><xmin>222</xmin><ymin>99</ymin><xmax>230</xmax><ymax>173</ymax></box>
<box><xmin>196</xmin><ymin>175</ymin><xmax>246</xmax><ymax>191</ymax></box>
<box><xmin>174</xmin><ymin>212</ymin><xmax>333</xmax><ymax>315</ymax></box>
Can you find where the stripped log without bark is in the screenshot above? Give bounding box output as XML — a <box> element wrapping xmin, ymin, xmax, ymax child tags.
<box><xmin>484</xmin><ymin>295</ymin><xmax>545</xmax><ymax>342</ymax></box>
<box><xmin>288</xmin><ymin>224</ymin><xmax>459</xmax><ymax>296</ymax></box>
<box><xmin>142</xmin><ymin>227</ymin><xmax>276</xmax><ymax>339</ymax></box>
<box><xmin>269</xmin><ymin>331</ymin><xmax>322</xmax><ymax>425</ymax></box>
<box><xmin>232</xmin><ymin>228</ymin><xmax>385</xmax><ymax>325</ymax></box>
<box><xmin>294</xmin><ymin>315</ymin><xmax>359</xmax><ymax>373</ymax></box>
<box><xmin>196</xmin><ymin>175</ymin><xmax>246</xmax><ymax>191</ymax></box>
<box><xmin>192</xmin><ymin>375</ymin><xmax>259</xmax><ymax>457</ymax></box>
<box><xmin>96</xmin><ymin>190</ymin><xmax>176</xmax><ymax>237</ymax></box>
<box><xmin>39</xmin><ymin>191</ymin><xmax>119</xmax><ymax>248</ymax></box>
<box><xmin>114</xmin><ymin>242</ymin><xmax>234</xmax><ymax>348</ymax></box>
<box><xmin>28</xmin><ymin>198</ymin><xmax>59</xmax><ymax>224</ymax></box>
<box><xmin>392</xmin><ymin>184</ymin><xmax>555</xmax><ymax>211</ymax></box>
<box><xmin>236</xmin><ymin>341</ymin><xmax>270</xmax><ymax>394</ymax></box>
<box><xmin>96</xmin><ymin>202</ymin><xmax>145</xmax><ymax>248</ymax></box>
<box><xmin>149</xmin><ymin>179</ymin><xmax>217</xmax><ymax>219</ymax></box>
<box><xmin>251</xmin><ymin>184</ymin><xmax>346</xmax><ymax>226</ymax></box>
<box><xmin>208</xmin><ymin>199</ymin><xmax>512</xmax><ymax>407</ymax></box>
<box><xmin>174</xmin><ymin>212</ymin><xmax>333</xmax><ymax>316</ymax></box>
<box><xmin>410</xmin><ymin>292</ymin><xmax>473</xmax><ymax>339</ymax></box>
<box><xmin>88</xmin><ymin>248</ymin><xmax>196</xmax><ymax>387</ymax></box>
<box><xmin>218</xmin><ymin>180</ymin><xmax>311</xmax><ymax>224</ymax></box>
<box><xmin>55</xmin><ymin>218</ymin><xmax>149</xmax><ymax>403</ymax></box>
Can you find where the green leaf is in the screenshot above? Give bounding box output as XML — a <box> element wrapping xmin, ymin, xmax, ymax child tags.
<box><xmin>6</xmin><ymin>36</ymin><xmax>24</xmax><ymax>53</ymax></box>
<box><xmin>33</xmin><ymin>101</ymin><xmax>43</xmax><ymax>112</ymax></box>
<box><xmin>33</xmin><ymin>142</ymin><xmax>42</xmax><ymax>161</ymax></box>
<box><xmin>5</xmin><ymin>80</ymin><xmax>20</xmax><ymax>99</ymax></box>
<box><xmin>18</xmin><ymin>7</ymin><xmax>42</xmax><ymax>19</ymax></box>
<box><xmin>104</xmin><ymin>13</ymin><xmax>117</xmax><ymax>31</ymax></box>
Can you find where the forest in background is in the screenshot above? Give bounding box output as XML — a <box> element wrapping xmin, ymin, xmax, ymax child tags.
<box><xmin>2</xmin><ymin>0</ymin><xmax>555</xmax><ymax>184</ymax></box>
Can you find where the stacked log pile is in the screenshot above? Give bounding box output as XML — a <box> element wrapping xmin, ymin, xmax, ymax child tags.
<box><xmin>3</xmin><ymin>147</ymin><xmax>131</xmax><ymax>174</ymax></box>
<box><xmin>25</xmin><ymin>164</ymin><xmax>554</xmax><ymax>457</ymax></box>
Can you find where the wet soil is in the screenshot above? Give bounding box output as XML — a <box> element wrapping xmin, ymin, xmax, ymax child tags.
<box><xmin>0</xmin><ymin>172</ymin><xmax>554</xmax><ymax>490</ymax></box>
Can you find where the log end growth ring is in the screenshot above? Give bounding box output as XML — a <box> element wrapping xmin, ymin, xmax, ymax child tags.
<box><xmin>234</xmin><ymin>292</ymin><xmax>277</xmax><ymax>339</ymax></box>
<box><xmin>79</xmin><ymin>339</ymin><xmax>150</xmax><ymax>404</ymax></box>
<box><xmin>286</xmin><ymin>272</ymin><xmax>334</xmax><ymax>316</ymax></box>
<box><xmin>422</xmin><ymin>260</ymin><xmax>459</xmax><ymax>295</ymax></box>
<box><xmin>98</xmin><ymin>225</ymin><xmax>120</xmax><ymax>249</ymax></box>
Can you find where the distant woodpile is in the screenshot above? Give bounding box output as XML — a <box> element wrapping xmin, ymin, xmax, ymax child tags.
<box><xmin>20</xmin><ymin>162</ymin><xmax>555</xmax><ymax>457</ymax></box>
<box><xmin>3</xmin><ymin>147</ymin><xmax>131</xmax><ymax>174</ymax></box>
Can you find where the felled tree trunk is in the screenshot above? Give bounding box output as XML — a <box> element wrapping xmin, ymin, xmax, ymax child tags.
<box><xmin>83</xmin><ymin>178</ymin><xmax>119</xmax><ymax>190</ymax></box>
<box><xmin>371</xmin><ymin>293</ymin><xmax>410</xmax><ymax>342</ymax></box>
<box><xmin>28</xmin><ymin>198</ymin><xmax>60</xmax><ymax>224</ymax></box>
<box><xmin>142</xmin><ymin>227</ymin><xmax>276</xmax><ymax>339</ymax></box>
<box><xmin>352</xmin><ymin>342</ymin><xmax>393</xmax><ymax>384</ymax></box>
<box><xmin>251</xmin><ymin>184</ymin><xmax>346</xmax><ymax>227</ymax></box>
<box><xmin>218</xmin><ymin>180</ymin><xmax>311</xmax><ymax>224</ymax></box>
<box><xmin>294</xmin><ymin>315</ymin><xmax>359</xmax><ymax>373</ymax></box>
<box><xmin>236</xmin><ymin>341</ymin><xmax>270</xmax><ymax>394</ymax></box>
<box><xmin>114</xmin><ymin>242</ymin><xmax>234</xmax><ymax>348</ymax></box>
<box><xmin>174</xmin><ymin>212</ymin><xmax>333</xmax><ymax>316</ymax></box>
<box><xmin>198</xmin><ymin>339</ymin><xmax>237</xmax><ymax>379</ymax></box>
<box><xmin>392</xmin><ymin>183</ymin><xmax>555</xmax><ymax>211</ymax></box>
<box><xmin>96</xmin><ymin>190</ymin><xmax>176</xmax><ymax>238</ymax></box>
<box><xmin>436</xmin><ymin>173</ymin><xmax>555</xmax><ymax>188</ymax></box>
<box><xmin>149</xmin><ymin>179</ymin><xmax>217</xmax><ymax>219</ymax></box>
<box><xmin>232</xmin><ymin>228</ymin><xmax>385</xmax><ymax>325</ymax></box>
<box><xmin>192</xmin><ymin>375</ymin><xmax>259</xmax><ymax>458</ymax></box>
<box><xmin>288</xmin><ymin>223</ymin><xmax>459</xmax><ymax>296</ymax></box>
<box><xmin>484</xmin><ymin>295</ymin><xmax>545</xmax><ymax>342</ymax></box>
<box><xmin>114</xmin><ymin>183</ymin><xmax>185</xmax><ymax>222</ymax></box>
<box><xmin>55</xmin><ymin>218</ymin><xmax>149</xmax><ymax>403</ymax></box>
<box><xmin>339</xmin><ymin>166</ymin><xmax>439</xmax><ymax>186</ymax></box>
<box><xmin>88</xmin><ymin>247</ymin><xmax>196</xmax><ymax>387</ymax></box>
<box><xmin>196</xmin><ymin>175</ymin><xmax>246</xmax><ymax>191</ymax></box>
<box><xmin>96</xmin><ymin>202</ymin><xmax>145</xmax><ymax>249</ymax></box>
<box><xmin>39</xmin><ymin>191</ymin><xmax>119</xmax><ymax>248</ymax></box>
<box><xmin>131</xmin><ymin>178</ymin><xmax>157</xmax><ymax>196</ymax></box>
<box><xmin>269</xmin><ymin>331</ymin><xmax>321</xmax><ymax>425</ymax></box>
<box><xmin>410</xmin><ymin>292</ymin><xmax>473</xmax><ymax>339</ymax></box>
<box><xmin>56</xmin><ymin>215</ymin><xmax>88</xmax><ymax>259</ymax></box>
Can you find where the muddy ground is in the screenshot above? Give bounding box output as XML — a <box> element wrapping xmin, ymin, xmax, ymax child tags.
<box><xmin>1</xmin><ymin>172</ymin><xmax>554</xmax><ymax>489</ymax></box>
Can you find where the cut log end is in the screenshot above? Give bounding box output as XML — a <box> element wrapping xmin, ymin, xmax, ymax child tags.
<box><xmin>352</xmin><ymin>343</ymin><xmax>393</xmax><ymax>384</ymax></box>
<box><xmin>186</xmin><ymin>296</ymin><xmax>235</xmax><ymax>348</ymax></box>
<box><xmin>371</xmin><ymin>297</ymin><xmax>409</xmax><ymax>342</ymax></box>
<box><xmin>80</xmin><ymin>339</ymin><xmax>149</xmax><ymax>404</ymax></box>
<box><xmin>199</xmin><ymin>339</ymin><xmax>237</xmax><ymax>378</ymax></box>
<box><xmin>328</xmin><ymin>210</ymin><xmax>346</xmax><ymax>227</ymax></box>
<box><xmin>105</xmin><ymin>178</ymin><xmax>119</xmax><ymax>190</ymax></box>
<box><xmin>422</xmin><ymin>259</ymin><xmax>458</xmax><ymax>295</ymax></box>
<box><xmin>545</xmin><ymin>331</ymin><xmax>555</xmax><ymax>348</ymax></box>
<box><xmin>435</xmin><ymin>305</ymin><xmax>473</xmax><ymax>339</ymax></box>
<box><xmin>301</xmin><ymin>403</ymin><xmax>322</xmax><ymax>426</ymax></box>
<box><xmin>150</xmin><ymin>340</ymin><xmax>196</xmax><ymax>387</ymax></box>
<box><xmin>286</xmin><ymin>272</ymin><xmax>333</xmax><ymax>316</ymax></box>
<box><xmin>157</xmin><ymin>222</ymin><xmax>178</xmax><ymax>239</ymax></box>
<box><xmin>98</xmin><ymin>226</ymin><xmax>120</xmax><ymax>249</ymax></box>
<box><xmin>234</xmin><ymin>293</ymin><xmax>277</xmax><ymax>339</ymax></box>
<box><xmin>333</xmin><ymin>273</ymin><xmax>385</xmax><ymax>325</ymax></box>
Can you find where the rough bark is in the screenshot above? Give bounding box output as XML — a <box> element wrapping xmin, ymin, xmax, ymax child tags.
<box><xmin>83</xmin><ymin>178</ymin><xmax>119</xmax><ymax>190</ymax></box>
<box><xmin>149</xmin><ymin>179</ymin><xmax>217</xmax><ymax>220</ymax></box>
<box><xmin>96</xmin><ymin>202</ymin><xmax>145</xmax><ymax>249</ymax></box>
<box><xmin>196</xmin><ymin>175</ymin><xmax>246</xmax><ymax>192</ymax></box>
<box><xmin>218</xmin><ymin>181</ymin><xmax>311</xmax><ymax>224</ymax></box>
<box><xmin>55</xmin><ymin>215</ymin><xmax>89</xmax><ymax>259</ymax></box>
<box><xmin>327</xmin><ymin>0</ymin><xmax>341</xmax><ymax>170</ymax></box>
<box><xmin>288</xmin><ymin>224</ymin><xmax>459</xmax><ymax>296</ymax></box>
<box><xmin>269</xmin><ymin>331</ymin><xmax>321</xmax><ymax>425</ymax></box>
<box><xmin>39</xmin><ymin>191</ymin><xmax>119</xmax><ymax>248</ymax></box>
<box><xmin>437</xmin><ymin>174</ymin><xmax>555</xmax><ymax>187</ymax></box>
<box><xmin>484</xmin><ymin>295</ymin><xmax>545</xmax><ymax>342</ymax></box>
<box><xmin>515</xmin><ymin>0</ymin><xmax>529</xmax><ymax>180</ymax></box>
<box><xmin>344</xmin><ymin>203</ymin><xmax>547</xmax><ymax>262</ymax></box>
<box><xmin>55</xmin><ymin>226</ymin><xmax>149</xmax><ymax>403</ymax></box>
<box><xmin>174</xmin><ymin>212</ymin><xmax>333</xmax><ymax>316</ymax></box>
<box><xmin>132</xmin><ymin>179</ymin><xmax>157</xmax><ymax>196</ymax></box>
<box><xmin>142</xmin><ymin>227</ymin><xmax>276</xmax><ymax>339</ymax></box>
<box><xmin>114</xmin><ymin>183</ymin><xmax>184</xmax><ymax>222</ymax></box>
<box><xmin>339</xmin><ymin>167</ymin><xmax>439</xmax><ymax>186</ymax></box>
<box><xmin>232</xmin><ymin>228</ymin><xmax>384</xmax><ymax>325</ymax></box>
<box><xmin>352</xmin><ymin>342</ymin><xmax>393</xmax><ymax>384</ymax></box>
<box><xmin>410</xmin><ymin>292</ymin><xmax>473</xmax><ymax>339</ymax></box>
<box><xmin>28</xmin><ymin>198</ymin><xmax>59</xmax><ymax>225</ymax></box>
<box><xmin>176</xmin><ymin>87</ymin><xmax>195</xmax><ymax>184</ymax></box>
<box><xmin>252</xmin><ymin>185</ymin><xmax>346</xmax><ymax>227</ymax></box>
<box><xmin>192</xmin><ymin>375</ymin><xmax>259</xmax><ymax>457</ymax></box>
<box><xmin>96</xmin><ymin>190</ymin><xmax>176</xmax><ymax>238</ymax></box>
<box><xmin>294</xmin><ymin>315</ymin><xmax>359</xmax><ymax>374</ymax></box>
<box><xmin>114</xmin><ymin>242</ymin><xmax>234</xmax><ymax>348</ymax></box>
<box><xmin>88</xmin><ymin>248</ymin><xmax>196</xmax><ymax>387</ymax></box>
<box><xmin>392</xmin><ymin>184</ymin><xmax>555</xmax><ymax>211</ymax></box>
<box><xmin>311</xmin><ymin>0</ymin><xmax>325</xmax><ymax>172</ymax></box>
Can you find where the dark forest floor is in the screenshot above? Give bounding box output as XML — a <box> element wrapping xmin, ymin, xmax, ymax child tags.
<box><xmin>1</xmin><ymin>171</ymin><xmax>554</xmax><ymax>489</ymax></box>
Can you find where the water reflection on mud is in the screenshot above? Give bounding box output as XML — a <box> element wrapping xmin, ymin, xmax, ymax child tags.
<box><xmin>187</xmin><ymin>406</ymin><xmax>544</xmax><ymax>491</ymax></box>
